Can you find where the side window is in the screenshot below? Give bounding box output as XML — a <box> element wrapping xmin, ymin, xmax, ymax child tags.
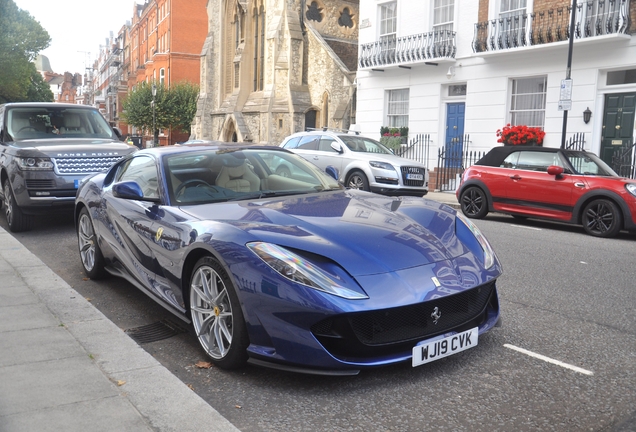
<box><xmin>318</xmin><ymin>136</ymin><xmax>337</xmax><ymax>152</ymax></box>
<box><xmin>516</xmin><ymin>151</ymin><xmax>562</xmax><ymax>172</ymax></box>
<box><xmin>116</xmin><ymin>155</ymin><xmax>160</xmax><ymax>199</ymax></box>
<box><xmin>500</xmin><ymin>152</ymin><xmax>519</xmax><ymax>168</ymax></box>
<box><xmin>282</xmin><ymin>136</ymin><xmax>301</xmax><ymax>149</ymax></box>
<box><xmin>297</xmin><ymin>135</ymin><xmax>319</xmax><ymax>150</ymax></box>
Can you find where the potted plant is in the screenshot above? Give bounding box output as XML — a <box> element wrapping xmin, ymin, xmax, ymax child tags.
<box><xmin>496</xmin><ymin>124</ymin><xmax>545</xmax><ymax>146</ymax></box>
<box><xmin>380</xmin><ymin>127</ymin><xmax>402</xmax><ymax>151</ymax></box>
<box><xmin>399</xmin><ymin>126</ymin><xmax>409</xmax><ymax>144</ymax></box>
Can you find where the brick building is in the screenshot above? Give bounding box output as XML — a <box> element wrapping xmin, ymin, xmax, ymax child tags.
<box><xmin>191</xmin><ymin>0</ymin><xmax>359</xmax><ymax>145</ymax></box>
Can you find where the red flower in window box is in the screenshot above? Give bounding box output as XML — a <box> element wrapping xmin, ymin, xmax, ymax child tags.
<box><xmin>496</xmin><ymin>124</ymin><xmax>545</xmax><ymax>146</ymax></box>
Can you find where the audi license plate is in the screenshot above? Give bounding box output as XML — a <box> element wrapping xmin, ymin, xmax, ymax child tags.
<box><xmin>412</xmin><ymin>327</ymin><xmax>478</xmax><ymax>367</ymax></box>
<box><xmin>406</xmin><ymin>173</ymin><xmax>424</xmax><ymax>181</ymax></box>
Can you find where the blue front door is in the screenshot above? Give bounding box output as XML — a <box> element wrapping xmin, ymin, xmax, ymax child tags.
<box><xmin>445</xmin><ymin>103</ymin><xmax>465</xmax><ymax>168</ymax></box>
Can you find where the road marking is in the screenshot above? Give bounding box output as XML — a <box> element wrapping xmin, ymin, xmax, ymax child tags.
<box><xmin>504</xmin><ymin>344</ymin><xmax>594</xmax><ymax>376</ymax></box>
<box><xmin>510</xmin><ymin>224</ymin><xmax>542</xmax><ymax>231</ymax></box>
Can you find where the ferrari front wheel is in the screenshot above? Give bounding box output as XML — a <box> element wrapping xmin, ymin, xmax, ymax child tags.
<box><xmin>189</xmin><ymin>256</ymin><xmax>249</xmax><ymax>369</ymax></box>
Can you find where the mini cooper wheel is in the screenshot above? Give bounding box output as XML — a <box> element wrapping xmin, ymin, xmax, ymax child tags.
<box><xmin>346</xmin><ymin>170</ymin><xmax>370</xmax><ymax>191</ymax></box>
<box><xmin>189</xmin><ymin>256</ymin><xmax>249</xmax><ymax>369</ymax></box>
<box><xmin>460</xmin><ymin>186</ymin><xmax>488</xmax><ymax>219</ymax></box>
<box><xmin>582</xmin><ymin>199</ymin><xmax>622</xmax><ymax>238</ymax></box>
<box><xmin>3</xmin><ymin>181</ymin><xmax>33</xmax><ymax>232</ymax></box>
<box><xmin>77</xmin><ymin>207</ymin><xmax>107</xmax><ymax>279</ymax></box>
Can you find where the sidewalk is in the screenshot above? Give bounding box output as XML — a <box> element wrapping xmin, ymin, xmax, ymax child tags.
<box><xmin>0</xmin><ymin>228</ymin><xmax>240</xmax><ymax>432</ymax></box>
<box><xmin>0</xmin><ymin>191</ymin><xmax>458</xmax><ymax>432</ymax></box>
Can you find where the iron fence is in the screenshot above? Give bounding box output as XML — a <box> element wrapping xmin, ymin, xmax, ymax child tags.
<box><xmin>612</xmin><ymin>143</ymin><xmax>636</xmax><ymax>179</ymax></box>
<box><xmin>564</xmin><ymin>132</ymin><xmax>586</xmax><ymax>151</ymax></box>
<box><xmin>395</xmin><ymin>134</ymin><xmax>432</xmax><ymax>168</ymax></box>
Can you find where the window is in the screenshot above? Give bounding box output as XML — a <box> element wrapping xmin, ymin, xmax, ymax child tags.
<box><xmin>385</xmin><ymin>89</ymin><xmax>409</xmax><ymax>128</ymax></box>
<box><xmin>159</xmin><ymin>68</ymin><xmax>165</xmax><ymax>85</ymax></box>
<box><xmin>499</xmin><ymin>0</ymin><xmax>527</xmax><ymax>46</ymax></box>
<box><xmin>115</xmin><ymin>155</ymin><xmax>160</xmax><ymax>200</ymax></box>
<box><xmin>510</xmin><ymin>77</ymin><xmax>546</xmax><ymax>128</ymax></box>
<box><xmin>515</xmin><ymin>151</ymin><xmax>563</xmax><ymax>172</ymax></box>
<box><xmin>433</xmin><ymin>0</ymin><xmax>454</xmax><ymax>33</ymax></box>
<box><xmin>318</xmin><ymin>136</ymin><xmax>337</xmax><ymax>152</ymax></box>
<box><xmin>607</xmin><ymin>69</ymin><xmax>636</xmax><ymax>85</ymax></box>
<box><xmin>379</xmin><ymin>2</ymin><xmax>397</xmax><ymax>62</ymax></box>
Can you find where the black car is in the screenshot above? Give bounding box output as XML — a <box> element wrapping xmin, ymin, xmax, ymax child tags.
<box><xmin>0</xmin><ymin>102</ymin><xmax>137</xmax><ymax>232</ymax></box>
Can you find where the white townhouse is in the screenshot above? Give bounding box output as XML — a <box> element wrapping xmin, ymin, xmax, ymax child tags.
<box><xmin>355</xmin><ymin>0</ymin><xmax>636</xmax><ymax>180</ymax></box>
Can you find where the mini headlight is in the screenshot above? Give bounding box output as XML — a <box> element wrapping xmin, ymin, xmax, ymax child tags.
<box><xmin>369</xmin><ymin>161</ymin><xmax>395</xmax><ymax>171</ymax></box>
<box><xmin>247</xmin><ymin>242</ymin><xmax>368</xmax><ymax>300</ymax></box>
<box><xmin>626</xmin><ymin>183</ymin><xmax>636</xmax><ymax>197</ymax></box>
<box><xmin>18</xmin><ymin>157</ymin><xmax>53</xmax><ymax>170</ymax></box>
<box><xmin>455</xmin><ymin>212</ymin><xmax>497</xmax><ymax>269</ymax></box>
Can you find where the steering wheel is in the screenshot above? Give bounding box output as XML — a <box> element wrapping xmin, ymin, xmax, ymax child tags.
<box><xmin>175</xmin><ymin>179</ymin><xmax>213</xmax><ymax>197</ymax></box>
<box><xmin>18</xmin><ymin>126</ymin><xmax>37</xmax><ymax>133</ymax></box>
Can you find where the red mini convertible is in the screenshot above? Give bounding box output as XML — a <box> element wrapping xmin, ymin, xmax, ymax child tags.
<box><xmin>457</xmin><ymin>146</ymin><xmax>636</xmax><ymax>238</ymax></box>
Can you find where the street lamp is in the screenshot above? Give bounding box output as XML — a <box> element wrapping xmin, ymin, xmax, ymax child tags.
<box><xmin>151</xmin><ymin>83</ymin><xmax>157</xmax><ymax>147</ymax></box>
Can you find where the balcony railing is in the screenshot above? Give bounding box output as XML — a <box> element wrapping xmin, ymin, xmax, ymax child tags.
<box><xmin>473</xmin><ymin>0</ymin><xmax>631</xmax><ymax>53</ymax></box>
<box><xmin>359</xmin><ymin>30</ymin><xmax>456</xmax><ymax>69</ymax></box>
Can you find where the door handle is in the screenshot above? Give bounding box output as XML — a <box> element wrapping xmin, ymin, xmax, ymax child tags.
<box><xmin>574</xmin><ymin>182</ymin><xmax>586</xmax><ymax>188</ymax></box>
<box><xmin>510</xmin><ymin>175</ymin><xmax>522</xmax><ymax>180</ymax></box>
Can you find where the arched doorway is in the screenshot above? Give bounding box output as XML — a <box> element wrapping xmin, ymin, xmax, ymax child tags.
<box><xmin>305</xmin><ymin>109</ymin><xmax>317</xmax><ymax>131</ymax></box>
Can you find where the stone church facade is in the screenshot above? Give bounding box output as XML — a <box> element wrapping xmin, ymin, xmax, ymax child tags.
<box><xmin>191</xmin><ymin>0</ymin><xmax>359</xmax><ymax>144</ymax></box>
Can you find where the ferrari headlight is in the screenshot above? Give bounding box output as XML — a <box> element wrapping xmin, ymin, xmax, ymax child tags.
<box><xmin>18</xmin><ymin>157</ymin><xmax>53</xmax><ymax>170</ymax></box>
<box><xmin>247</xmin><ymin>242</ymin><xmax>368</xmax><ymax>300</ymax></box>
<box><xmin>369</xmin><ymin>161</ymin><xmax>395</xmax><ymax>171</ymax></box>
<box><xmin>455</xmin><ymin>212</ymin><xmax>496</xmax><ymax>269</ymax></box>
<box><xmin>626</xmin><ymin>183</ymin><xmax>636</xmax><ymax>198</ymax></box>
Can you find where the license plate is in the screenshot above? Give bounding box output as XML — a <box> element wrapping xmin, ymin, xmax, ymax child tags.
<box><xmin>406</xmin><ymin>173</ymin><xmax>424</xmax><ymax>181</ymax></box>
<box><xmin>412</xmin><ymin>327</ymin><xmax>478</xmax><ymax>367</ymax></box>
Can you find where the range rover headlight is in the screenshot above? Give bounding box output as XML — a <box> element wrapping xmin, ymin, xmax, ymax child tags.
<box><xmin>18</xmin><ymin>157</ymin><xmax>54</xmax><ymax>170</ymax></box>
<box><xmin>247</xmin><ymin>242</ymin><xmax>368</xmax><ymax>300</ymax></box>
<box><xmin>455</xmin><ymin>212</ymin><xmax>497</xmax><ymax>269</ymax></box>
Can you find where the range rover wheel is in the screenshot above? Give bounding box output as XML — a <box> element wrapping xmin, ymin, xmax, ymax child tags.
<box><xmin>77</xmin><ymin>207</ymin><xmax>107</xmax><ymax>279</ymax></box>
<box><xmin>460</xmin><ymin>186</ymin><xmax>488</xmax><ymax>219</ymax></box>
<box><xmin>582</xmin><ymin>199</ymin><xmax>622</xmax><ymax>238</ymax></box>
<box><xmin>3</xmin><ymin>181</ymin><xmax>33</xmax><ymax>232</ymax></box>
<box><xmin>189</xmin><ymin>256</ymin><xmax>249</xmax><ymax>369</ymax></box>
<box><xmin>346</xmin><ymin>170</ymin><xmax>370</xmax><ymax>191</ymax></box>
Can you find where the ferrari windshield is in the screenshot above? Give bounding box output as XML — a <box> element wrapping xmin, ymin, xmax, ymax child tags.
<box><xmin>564</xmin><ymin>151</ymin><xmax>619</xmax><ymax>176</ymax></box>
<box><xmin>7</xmin><ymin>106</ymin><xmax>115</xmax><ymax>141</ymax></box>
<box><xmin>165</xmin><ymin>148</ymin><xmax>343</xmax><ymax>205</ymax></box>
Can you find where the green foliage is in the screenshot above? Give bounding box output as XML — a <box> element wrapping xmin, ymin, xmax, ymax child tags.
<box><xmin>25</xmin><ymin>65</ymin><xmax>54</xmax><ymax>102</ymax></box>
<box><xmin>380</xmin><ymin>126</ymin><xmax>389</xmax><ymax>136</ymax></box>
<box><xmin>122</xmin><ymin>81</ymin><xmax>199</xmax><ymax>135</ymax></box>
<box><xmin>0</xmin><ymin>0</ymin><xmax>51</xmax><ymax>103</ymax></box>
<box><xmin>399</xmin><ymin>126</ymin><xmax>409</xmax><ymax>138</ymax></box>
<box><xmin>380</xmin><ymin>136</ymin><xmax>402</xmax><ymax>152</ymax></box>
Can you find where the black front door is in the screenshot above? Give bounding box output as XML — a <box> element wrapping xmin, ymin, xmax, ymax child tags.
<box><xmin>600</xmin><ymin>92</ymin><xmax>636</xmax><ymax>167</ymax></box>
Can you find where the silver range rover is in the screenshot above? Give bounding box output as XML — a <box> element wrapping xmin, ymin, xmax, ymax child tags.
<box><xmin>0</xmin><ymin>102</ymin><xmax>137</xmax><ymax>232</ymax></box>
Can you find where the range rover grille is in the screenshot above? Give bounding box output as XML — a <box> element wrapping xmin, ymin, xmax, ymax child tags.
<box><xmin>53</xmin><ymin>156</ymin><xmax>123</xmax><ymax>175</ymax></box>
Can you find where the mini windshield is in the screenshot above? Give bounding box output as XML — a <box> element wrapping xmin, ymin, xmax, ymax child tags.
<box><xmin>165</xmin><ymin>148</ymin><xmax>343</xmax><ymax>205</ymax></box>
<box><xmin>564</xmin><ymin>151</ymin><xmax>619</xmax><ymax>176</ymax></box>
<box><xmin>339</xmin><ymin>136</ymin><xmax>393</xmax><ymax>154</ymax></box>
<box><xmin>7</xmin><ymin>107</ymin><xmax>115</xmax><ymax>141</ymax></box>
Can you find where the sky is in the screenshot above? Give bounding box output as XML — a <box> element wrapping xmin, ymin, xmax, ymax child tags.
<box><xmin>13</xmin><ymin>0</ymin><xmax>140</xmax><ymax>75</ymax></box>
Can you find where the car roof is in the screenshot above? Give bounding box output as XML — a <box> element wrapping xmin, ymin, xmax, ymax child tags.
<box><xmin>477</xmin><ymin>145</ymin><xmax>573</xmax><ymax>166</ymax></box>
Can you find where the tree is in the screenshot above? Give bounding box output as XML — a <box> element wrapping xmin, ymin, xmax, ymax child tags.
<box><xmin>122</xmin><ymin>81</ymin><xmax>199</xmax><ymax>138</ymax></box>
<box><xmin>0</xmin><ymin>0</ymin><xmax>52</xmax><ymax>103</ymax></box>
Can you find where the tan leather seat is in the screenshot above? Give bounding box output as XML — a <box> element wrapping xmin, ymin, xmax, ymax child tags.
<box><xmin>215</xmin><ymin>159</ymin><xmax>260</xmax><ymax>192</ymax></box>
<box><xmin>61</xmin><ymin>113</ymin><xmax>84</xmax><ymax>134</ymax></box>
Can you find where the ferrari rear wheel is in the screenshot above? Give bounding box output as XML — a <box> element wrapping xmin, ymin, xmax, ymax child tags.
<box><xmin>189</xmin><ymin>256</ymin><xmax>249</xmax><ymax>369</ymax></box>
<box><xmin>77</xmin><ymin>207</ymin><xmax>107</xmax><ymax>279</ymax></box>
<box><xmin>460</xmin><ymin>186</ymin><xmax>488</xmax><ymax>219</ymax></box>
<box><xmin>582</xmin><ymin>199</ymin><xmax>622</xmax><ymax>238</ymax></box>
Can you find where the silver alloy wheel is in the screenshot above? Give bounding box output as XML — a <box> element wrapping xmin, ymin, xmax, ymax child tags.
<box><xmin>190</xmin><ymin>265</ymin><xmax>234</xmax><ymax>359</ymax></box>
<box><xmin>347</xmin><ymin>173</ymin><xmax>366</xmax><ymax>189</ymax></box>
<box><xmin>78</xmin><ymin>212</ymin><xmax>96</xmax><ymax>272</ymax></box>
<box><xmin>4</xmin><ymin>183</ymin><xmax>13</xmax><ymax>225</ymax></box>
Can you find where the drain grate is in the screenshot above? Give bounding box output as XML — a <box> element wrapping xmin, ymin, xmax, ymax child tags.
<box><xmin>124</xmin><ymin>319</ymin><xmax>188</xmax><ymax>344</ymax></box>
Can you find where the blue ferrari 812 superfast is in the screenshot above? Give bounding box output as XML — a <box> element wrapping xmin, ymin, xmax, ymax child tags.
<box><xmin>75</xmin><ymin>142</ymin><xmax>501</xmax><ymax>375</ymax></box>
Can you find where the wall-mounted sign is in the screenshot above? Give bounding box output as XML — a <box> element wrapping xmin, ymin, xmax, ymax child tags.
<box><xmin>360</xmin><ymin>18</ymin><xmax>370</xmax><ymax>29</ymax></box>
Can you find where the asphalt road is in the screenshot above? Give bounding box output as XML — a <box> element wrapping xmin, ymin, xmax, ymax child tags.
<box><xmin>1</xmin><ymin>209</ymin><xmax>635</xmax><ymax>432</ymax></box>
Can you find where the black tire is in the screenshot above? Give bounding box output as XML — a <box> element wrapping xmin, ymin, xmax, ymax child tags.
<box><xmin>77</xmin><ymin>207</ymin><xmax>107</xmax><ymax>279</ymax></box>
<box><xmin>275</xmin><ymin>165</ymin><xmax>291</xmax><ymax>178</ymax></box>
<box><xmin>189</xmin><ymin>256</ymin><xmax>249</xmax><ymax>369</ymax></box>
<box><xmin>3</xmin><ymin>181</ymin><xmax>33</xmax><ymax>232</ymax></box>
<box><xmin>460</xmin><ymin>186</ymin><xmax>488</xmax><ymax>219</ymax></box>
<box><xmin>346</xmin><ymin>170</ymin><xmax>370</xmax><ymax>191</ymax></box>
<box><xmin>582</xmin><ymin>199</ymin><xmax>622</xmax><ymax>238</ymax></box>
